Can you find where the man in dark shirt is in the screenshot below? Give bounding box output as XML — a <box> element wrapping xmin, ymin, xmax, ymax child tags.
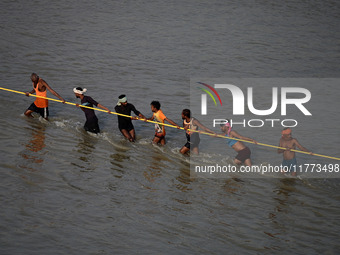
<box><xmin>115</xmin><ymin>94</ymin><xmax>145</xmax><ymax>142</ymax></box>
<box><xmin>73</xmin><ymin>87</ymin><xmax>111</xmax><ymax>134</ymax></box>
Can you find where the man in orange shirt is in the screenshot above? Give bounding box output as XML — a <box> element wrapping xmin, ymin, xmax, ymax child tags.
<box><xmin>24</xmin><ymin>73</ymin><xmax>65</xmax><ymax>120</ymax></box>
<box><xmin>148</xmin><ymin>101</ymin><xmax>180</xmax><ymax>145</ymax></box>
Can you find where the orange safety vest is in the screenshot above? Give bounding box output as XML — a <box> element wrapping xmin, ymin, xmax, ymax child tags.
<box><xmin>34</xmin><ymin>79</ymin><xmax>48</xmax><ymax>108</ymax></box>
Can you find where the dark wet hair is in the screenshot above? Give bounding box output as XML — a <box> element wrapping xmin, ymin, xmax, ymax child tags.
<box><xmin>151</xmin><ymin>101</ymin><xmax>161</xmax><ymax>110</ymax></box>
<box><xmin>182</xmin><ymin>109</ymin><xmax>191</xmax><ymax>118</ymax></box>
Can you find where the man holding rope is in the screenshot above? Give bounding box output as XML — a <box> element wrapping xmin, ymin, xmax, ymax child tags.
<box><xmin>219</xmin><ymin>119</ymin><xmax>257</xmax><ymax>167</ymax></box>
<box><xmin>278</xmin><ymin>127</ymin><xmax>312</xmax><ymax>176</ymax></box>
<box><xmin>24</xmin><ymin>73</ymin><xmax>65</xmax><ymax>120</ymax></box>
<box><xmin>73</xmin><ymin>87</ymin><xmax>110</xmax><ymax>134</ymax></box>
<box><xmin>180</xmin><ymin>109</ymin><xmax>215</xmax><ymax>155</ymax></box>
<box><xmin>147</xmin><ymin>101</ymin><xmax>180</xmax><ymax>145</ymax></box>
<box><xmin>115</xmin><ymin>94</ymin><xmax>146</xmax><ymax>142</ymax></box>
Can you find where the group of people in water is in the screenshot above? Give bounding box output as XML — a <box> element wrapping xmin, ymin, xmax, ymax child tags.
<box><xmin>24</xmin><ymin>73</ymin><xmax>312</xmax><ymax>175</ymax></box>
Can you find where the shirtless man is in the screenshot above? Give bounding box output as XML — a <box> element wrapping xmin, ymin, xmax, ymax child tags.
<box><xmin>278</xmin><ymin>127</ymin><xmax>312</xmax><ymax>176</ymax></box>
<box><xmin>220</xmin><ymin>120</ymin><xmax>257</xmax><ymax>166</ymax></box>
<box><xmin>24</xmin><ymin>73</ymin><xmax>65</xmax><ymax>120</ymax></box>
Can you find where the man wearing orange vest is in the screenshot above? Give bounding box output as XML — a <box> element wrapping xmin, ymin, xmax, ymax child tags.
<box><xmin>24</xmin><ymin>73</ymin><xmax>65</xmax><ymax>120</ymax></box>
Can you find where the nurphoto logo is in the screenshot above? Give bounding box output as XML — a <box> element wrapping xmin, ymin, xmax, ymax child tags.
<box><xmin>198</xmin><ymin>82</ymin><xmax>312</xmax><ymax>128</ymax></box>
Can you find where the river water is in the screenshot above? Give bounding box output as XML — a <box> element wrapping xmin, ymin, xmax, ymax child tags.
<box><xmin>0</xmin><ymin>0</ymin><xmax>339</xmax><ymax>254</ymax></box>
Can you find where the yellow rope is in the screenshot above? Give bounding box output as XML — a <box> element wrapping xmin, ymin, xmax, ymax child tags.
<box><xmin>1</xmin><ymin>86</ymin><xmax>339</xmax><ymax>161</ymax></box>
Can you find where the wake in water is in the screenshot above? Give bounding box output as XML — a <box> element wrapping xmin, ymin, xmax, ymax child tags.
<box><xmin>20</xmin><ymin>114</ymin><xmax>315</xmax><ymax>181</ymax></box>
